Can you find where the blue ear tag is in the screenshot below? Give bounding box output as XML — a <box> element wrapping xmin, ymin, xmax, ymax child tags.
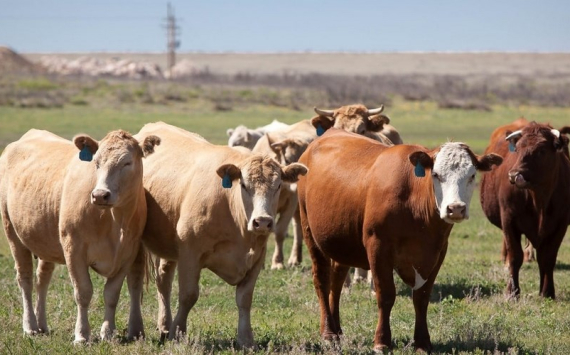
<box><xmin>222</xmin><ymin>173</ymin><xmax>232</xmax><ymax>188</ymax></box>
<box><xmin>79</xmin><ymin>146</ymin><xmax>93</xmax><ymax>162</ymax></box>
<box><xmin>316</xmin><ymin>123</ymin><xmax>325</xmax><ymax>137</ymax></box>
<box><xmin>414</xmin><ymin>161</ymin><xmax>426</xmax><ymax>177</ymax></box>
<box><xmin>508</xmin><ymin>141</ymin><xmax>516</xmax><ymax>152</ymax></box>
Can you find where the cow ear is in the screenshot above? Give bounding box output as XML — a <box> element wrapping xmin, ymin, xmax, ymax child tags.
<box><xmin>281</xmin><ymin>163</ymin><xmax>308</xmax><ymax>183</ymax></box>
<box><xmin>226</xmin><ymin>128</ymin><xmax>234</xmax><ymax>137</ymax></box>
<box><xmin>73</xmin><ymin>134</ymin><xmax>99</xmax><ymax>162</ymax></box>
<box><xmin>311</xmin><ymin>115</ymin><xmax>335</xmax><ymax>136</ymax></box>
<box><xmin>367</xmin><ymin>114</ymin><xmax>390</xmax><ymax>132</ymax></box>
<box><xmin>270</xmin><ymin>140</ymin><xmax>285</xmax><ymax>154</ymax></box>
<box><xmin>555</xmin><ymin>134</ymin><xmax>569</xmax><ymax>152</ymax></box>
<box><xmin>408</xmin><ymin>151</ymin><xmax>433</xmax><ymax>177</ymax></box>
<box><xmin>216</xmin><ymin>164</ymin><xmax>241</xmax><ymax>188</ymax></box>
<box><xmin>476</xmin><ymin>153</ymin><xmax>503</xmax><ymax>171</ymax></box>
<box><xmin>140</xmin><ymin>135</ymin><xmax>161</xmax><ymax>157</ymax></box>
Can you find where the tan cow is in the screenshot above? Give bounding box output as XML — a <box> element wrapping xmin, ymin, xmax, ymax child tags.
<box><xmin>252</xmin><ymin>120</ymin><xmax>316</xmax><ymax>269</ymax></box>
<box><xmin>0</xmin><ymin>129</ymin><xmax>159</xmax><ymax>342</ymax></box>
<box><xmin>132</xmin><ymin>122</ymin><xmax>307</xmax><ymax>347</ymax></box>
<box><xmin>311</xmin><ymin>104</ymin><xmax>395</xmax><ymax>144</ymax></box>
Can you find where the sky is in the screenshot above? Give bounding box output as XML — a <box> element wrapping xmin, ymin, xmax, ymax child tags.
<box><xmin>0</xmin><ymin>0</ymin><xmax>569</xmax><ymax>53</ymax></box>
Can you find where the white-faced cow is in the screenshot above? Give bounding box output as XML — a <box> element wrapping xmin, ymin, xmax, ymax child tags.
<box><xmin>227</xmin><ymin>119</ymin><xmax>289</xmax><ymax>150</ymax></box>
<box><xmin>133</xmin><ymin>122</ymin><xmax>307</xmax><ymax>347</ymax></box>
<box><xmin>0</xmin><ymin>129</ymin><xmax>159</xmax><ymax>342</ymax></box>
<box><xmin>297</xmin><ymin>128</ymin><xmax>501</xmax><ymax>352</ymax></box>
<box><xmin>480</xmin><ymin>121</ymin><xmax>570</xmax><ymax>299</ymax></box>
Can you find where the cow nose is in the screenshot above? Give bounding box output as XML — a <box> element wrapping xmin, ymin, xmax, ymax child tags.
<box><xmin>446</xmin><ymin>202</ymin><xmax>466</xmax><ymax>219</ymax></box>
<box><xmin>252</xmin><ymin>216</ymin><xmax>273</xmax><ymax>233</ymax></box>
<box><xmin>91</xmin><ymin>189</ymin><xmax>111</xmax><ymax>205</ymax></box>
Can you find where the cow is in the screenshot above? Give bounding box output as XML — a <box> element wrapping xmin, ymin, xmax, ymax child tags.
<box><xmin>0</xmin><ymin>129</ymin><xmax>159</xmax><ymax>342</ymax></box>
<box><xmin>251</xmin><ymin>119</ymin><xmax>316</xmax><ymax>270</ymax></box>
<box><xmin>227</xmin><ymin>119</ymin><xmax>289</xmax><ymax>149</ymax></box>
<box><xmin>480</xmin><ymin>121</ymin><xmax>570</xmax><ymax>299</ymax></box>
<box><xmin>310</xmin><ymin>104</ymin><xmax>398</xmax><ymax>144</ymax></box>
<box><xmin>297</xmin><ymin>128</ymin><xmax>502</xmax><ymax>351</ymax></box>
<box><xmin>132</xmin><ymin>122</ymin><xmax>307</xmax><ymax>347</ymax></box>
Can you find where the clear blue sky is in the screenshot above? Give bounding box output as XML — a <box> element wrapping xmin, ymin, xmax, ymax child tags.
<box><xmin>1</xmin><ymin>0</ymin><xmax>569</xmax><ymax>53</ymax></box>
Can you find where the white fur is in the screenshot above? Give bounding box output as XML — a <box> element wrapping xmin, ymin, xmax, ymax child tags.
<box><xmin>432</xmin><ymin>142</ymin><xmax>477</xmax><ymax>223</ymax></box>
<box><xmin>412</xmin><ymin>267</ymin><xmax>427</xmax><ymax>290</ymax></box>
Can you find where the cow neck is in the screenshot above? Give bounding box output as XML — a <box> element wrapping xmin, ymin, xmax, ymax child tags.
<box><xmin>528</xmin><ymin>159</ymin><xmax>561</xmax><ymax>236</ymax></box>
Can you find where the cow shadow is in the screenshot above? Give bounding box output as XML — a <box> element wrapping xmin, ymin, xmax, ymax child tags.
<box><xmin>395</xmin><ymin>279</ymin><xmax>501</xmax><ymax>302</ymax></box>
<box><xmin>555</xmin><ymin>261</ymin><xmax>570</xmax><ymax>271</ymax></box>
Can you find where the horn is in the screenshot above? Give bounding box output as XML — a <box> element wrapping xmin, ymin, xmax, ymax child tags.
<box><xmin>505</xmin><ymin>130</ymin><xmax>522</xmax><ymax>141</ymax></box>
<box><xmin>314</xmin><ymin>107</ymin><xmax>334</xmax><ymax>117</ymax></box>
<box><xmin>366</xmin><ymin>105</ymin><xmax>385</xmax><ymax>116</ymax></box>
<box><xmin>551</xmin><ymin>129</ymin><xmax>561</xmax><ymax>138</ymax></box>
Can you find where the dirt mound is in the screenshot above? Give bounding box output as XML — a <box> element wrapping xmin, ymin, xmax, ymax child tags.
<box><xmin>0</xmin><ymin>46</ymin><xmax>44</xmax><ymax>75</ymax></box>
<box><xmin>39</xmin><ymin>55</ymin><xmax>163</xmax><ymax>79</ymax></box>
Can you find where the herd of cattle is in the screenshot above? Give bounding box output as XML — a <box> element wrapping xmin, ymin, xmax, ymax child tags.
<box><xmin>0</xmin><ymin>104</ymin><xmax>569</xmax><ymax>352</ymax></box>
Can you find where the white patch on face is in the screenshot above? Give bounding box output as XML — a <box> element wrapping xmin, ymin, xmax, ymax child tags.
<box><xmin>240</xmin><ymin>169</ymin><xmax>281</xmax><ymax>233</ymax></box>
<box><xmin>431</xmin><ymin>143</ymin><xmax>477</xmax><ymax>223</ymax></box>
<box><xmin>412</xmin><ymin>267</ymin><xmax>427</xmax><ymax>290</ymax></box>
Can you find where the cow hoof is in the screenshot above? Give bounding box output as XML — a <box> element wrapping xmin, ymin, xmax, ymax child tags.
<box><xmin>287</xmin><ymin>259</ymin><xmax>301</xmax><ymax>267</ymax></box>
<box><xmin>373</xmin><ymin>344</ymin><xmax>391</xmax><ymax>354</ymax></box>
<box><xmin>73</xmin><ymin>338</ymin><xmax>89</xmax><ymax>345</ymax></box>
<box><xmin>271</xmin><ymin>262</ymin><xmax>284</xmax><ymax>270</ymax></box>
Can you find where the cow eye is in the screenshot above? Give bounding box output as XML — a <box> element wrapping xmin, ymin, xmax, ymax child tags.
<box><xmin>124</xmin><ymin>162</ymin><xmax>132</xmax><ymax>167</ymax></box>
<box><xmin>469</xmin><ymin>174</ymin><xmax>476</xmax><ymax>183</ymax></box>
<box><xmin>241</xmin><ymin>182</ymin><xmax>246</xmax><ymax>190</ymax></box>
<box><xmin>432</xmin><ymin>172</ymin><xmax>440</xmax><ymax>181</ymax></box>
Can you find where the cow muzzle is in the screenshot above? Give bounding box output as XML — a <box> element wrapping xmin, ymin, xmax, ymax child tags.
<box><xmin>443</xmin><ymin>202</ymin><xmax>467</xmax><ymax>223</ymax></box>
<box><xmin>91</xmin><ymin>189</ymin><xmax>113</xmax><ymax>207</ymax></box>
<box><xmin>508</xmin><ymin>170</ymin><xmax>528</xmax><ymax>188</ymax></box>
<box><xmin>250</xmin><ymin>216</ymin><xmax>274</xmax><ymax>234</ymax></box>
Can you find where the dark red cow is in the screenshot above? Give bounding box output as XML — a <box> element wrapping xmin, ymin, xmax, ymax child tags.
<box><xmin>297</xmin><ymin>129</ymin><xmax>501</xmax><ymax>351</ymax></box>
<box><xmin>480</xmin><ymin>121</ymin><xmax>570</xmax><ymax>299</ymax></box>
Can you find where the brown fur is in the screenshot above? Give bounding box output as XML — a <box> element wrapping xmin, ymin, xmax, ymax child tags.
<box><xmin>297</xmin><ymin>129</ymin><xmax>497</xmax><ymax>351</ymax></box>
<box><xmin>480</xmin><ymin>120</ymin><xmax>570</xmax><ymax>299</ymax></box>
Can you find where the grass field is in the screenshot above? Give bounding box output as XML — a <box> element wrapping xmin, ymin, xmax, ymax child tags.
<box><xmin>1</xmin><ymin>97</ymin><xmax>570</xmax><ymax>354</ymax></box>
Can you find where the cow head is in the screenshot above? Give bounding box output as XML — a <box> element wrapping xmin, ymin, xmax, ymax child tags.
<box><xmin>409</xmin><ymin>143</ymin><xmax>502</xmax><ymax>223</ymax></box>
<box><xmin>267</xmin><ymin>133</ymin><xmax>308</xmax><ymax>166</ymax></box>
<box><xmin>216</xmin><ymin>155</ymin><xmax>308</xmax><ymax>234</ymax></box>
<box><xmin>73</xmin><ymin>130</ymin><xmax>161</xmax><ymax>208</ymax></box>
<box><xmin>311</xmin><ymin>104</ymin><xmax>389</xmax><ymax>139</ymax></box>
<box><xmin>505</xmin><ymin>122</ymin><xmax>568</xmax><ymax>189</ymax></box>
<box><xmin>227</xmin><ymin>125</ymin><xmax>261</xmax><ymax>149</ymax></box>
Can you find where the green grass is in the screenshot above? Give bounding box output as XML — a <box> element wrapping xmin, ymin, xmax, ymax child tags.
<box><xmin>1</xmin><ymin>99</ymin><xmax>570</xmax><ymax>354</ymax></box>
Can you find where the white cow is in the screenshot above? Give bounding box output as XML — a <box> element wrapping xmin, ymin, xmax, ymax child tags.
<box><xmin>227</xmin><ymin>119</ymin><xmax>289</xmax><ymax>149</ymax></box>
<box><xmin>133</xmin><ymin>122</ymin><xmax>307</xmax><ymax>347</ymax></box>
<box><xmin>0</xmin><ymin>129</ymin><xmax>159</xmax><ymax>342</ymax></box>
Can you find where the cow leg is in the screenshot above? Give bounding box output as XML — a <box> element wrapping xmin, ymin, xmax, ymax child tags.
<box><xmin>502</xmin><ymin>225</ymin><xmax>523</xmax><ymax>299</ymax></box>
<box><xmin>329</xmin><ymin>261</ymin><xmax>349</xmax><ymax>336</ymax></box>
<box><xmin>523</xmin><ymin>237</ymin><xmax>535</xmax><ymax>262</ymax></box>
<box><xmin>536</xmin><ymin>229</ymin><xmax>565</xmax><ymax>299</ymax></box>
<box><xmin>169</xmin><ymin>249</ymin><xmax>201</xmax><ymax>341</ymax></box>
<box><xmin>66</xmin><ymin>260</ymin><xmax>93</xmax><ymax>343</ymax></box>
<box><xmin>126</xmin><ymin>244</ymin><xmax>146</xmax><ymax>340</ymax></box>
<box><xmin>35</xmin><ymin>259</ymin><xmax>55</xmax><ymax>334</ymax></box>
<box><xmin>412</xmin><ymin>245</ymin><xmax>447</xmax><ymax>352</ymax></box>
<box><xmin>100</xmin><ymin>268</ymin><xmax>129</xmax><ymax>341</ymax></box>
<box><xmin>287</xmin><ymin>206</ymin><xmax>303</xmax><ymax>267</ymax></box>
<box><xmin>235</xmin><ymin>247</ymin><xmax>266</xmax><ymax>348</ymax></box>
<box><xmin>272</xmin><ymin>196</ymin><xmax>297</xmax><ymax>270</ymax></box>
<box><xmin>367</xmin><ymin>238</ymin><xmax>395</xmax><ymax>351</ymax></box>
<box><xmin>5</xmin><ymin>234</ymin><xmax>39</xmax><ymax>335</ymax></box>
<box><xmin>156</xmin><ymin>257</ymin><xmax>177</xmax><ymax>338</ymax></box>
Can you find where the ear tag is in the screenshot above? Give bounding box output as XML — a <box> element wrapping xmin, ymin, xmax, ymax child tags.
<box><xmin>508</xmin><ymin>141</ymin><xmax>516</xmax><ymax>152</ymax></box>
<box><xmin>414</xmin><ymin>161</ymin><xmax>426</xmax><ymax>177</ymax></box>
<box><xmin>316</xmin><ymin>123</ymin><xmax>325</xmax><ymax>137</ymax></box>
<box><xmin>222</xmin><ymin>173</ymin><xmax>232</xmax><ymax>189</ymax></box>
<box><xmin>79</xmin><ymin>146</ymin><xmax>93</xmax><ymax>162</ymax></box>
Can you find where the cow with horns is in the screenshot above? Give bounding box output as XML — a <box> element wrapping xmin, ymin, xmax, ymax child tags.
<box><xmin>480</xmin><ymin>121</ymin><xmax>570</xmax><ymax>299</ymax></box>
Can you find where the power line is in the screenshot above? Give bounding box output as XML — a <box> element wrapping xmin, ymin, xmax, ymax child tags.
<box><xmin>163</xmin><ymin>2</ymin><xmax>181</xmax><ymax>76</ymax></box>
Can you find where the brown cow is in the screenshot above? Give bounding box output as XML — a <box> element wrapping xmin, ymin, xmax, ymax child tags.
<box><xmin>132</xmin><ymin>122</ymin><xmax>307</xmax><ymax>347</ymax></box>
<box><xmin>0</xmin><ymin>129</ymin><xmax>159</xmax><ymax>342</ymax></box>
<box><xmin>297</xmin><ymin>129</ymin><xmax>501</xmax><ymax>351</ymax></box>
<box><xmin>480</xmin><ymin>121</ymin><xmax>570</xmax><ymax>299</ymax></box>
